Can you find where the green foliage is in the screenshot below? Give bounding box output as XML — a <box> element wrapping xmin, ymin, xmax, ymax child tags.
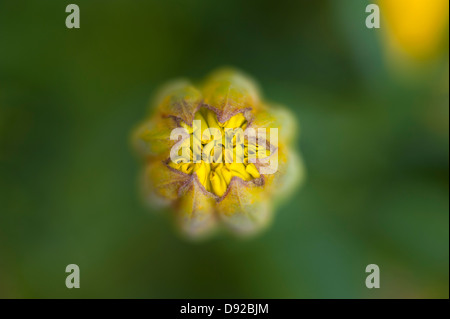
<box><xmin>0</xmin><ymin>0</ymin><xmax>448</xmax><ymax>298</ymax></box>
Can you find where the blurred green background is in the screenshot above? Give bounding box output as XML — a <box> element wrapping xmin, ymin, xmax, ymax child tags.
<box><xmin>0</xmin><ymin>0</ymin><xmax>448</xmax><ymax>298</ymax></box>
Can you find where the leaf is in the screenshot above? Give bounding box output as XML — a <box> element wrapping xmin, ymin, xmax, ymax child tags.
<box><xmin>202</xmin><ymin>68</ymin><xmax>261</xmax><ymax>122</ymax></box>
<box><xmin>216</xmin><ymin>178</ymin><xmax>273</xmax><ymax>235</ymax></box>
<box><xmin>251</xmin><ymin>103</ymin><xmax>299</xmax><ymax>146</ymax></box>
<box><xmin>262</xmin><ymin>145</ymin><xmax>305</xmax><ymax>203</ymax></box>
<box><xmin>175</xmin><ymin>178</ymin><xmax>218</xmax><ymax>238</ymax></box>
<box><xmin>143</xmin><ymin>160</ymin><xmax>190</xmax><ymax>203</ymax></box>
<box><xmin>155</xmin><ymin>80</ymin><xmax>203</xmax><ymax>125</ymax></box>
<box><xmin>132</xmin><ymin>114</ymin><xmax>179</xmax><ymax>159</ymax></box>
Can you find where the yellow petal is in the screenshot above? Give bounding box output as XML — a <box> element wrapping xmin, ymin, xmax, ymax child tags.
<box><xmin>192</xmin><ymin>110</ymin><xmax>210</xmax><ymax>144</ymax></box>
<box><xmin>224</xmin><ymin>143</ymin><xmax>245</xmax><ymax>164</ymax></box>
<box><xmin>245</xmin><ymin>163</ymin><xmax>260</xmax><ymax>178</ymax></box>
<box><xmin>244</xmin><ymin>142</ymin><xmax>271</xmax><ymax>162</ymax></box>
<box><xmin>193</xmin><ymin>162</ymin><xmax>211</xmax><ymax>192</ymax></box>
<box><xmin>202</xmin><ymin>139</ymin><xmax>223</xmax><ymax>163</ymax></box>
<box><xmin>179</xmin><ymin>121</ymin><xmax>194</xmax><ymax>134</ymax></box>
<box><xmin>170</xmin><ymin>137</ymin><xmax>193</xmax><ymax>164</ymax></box>
<box><xmin>222</xmin><ymin>112</ymin><xmax>247</xmax><ymax>129</ymax></box>
<box><xmin>168</xmin><ymin>161</ymin><xmax>194</xmax><ymax>174</ymax></box>
<box><xmin>201</xmin><ymin>108</ymin><xmax>223</xmax><ymax>131</ymax></box>
<box><xmin>226</xmin><ymin>163</ymin><xmax>252</xmax><ymax>181</ymax></box>
<box><xmin>210</xmin><ymin>169</ymin><xmax>228</xmax><ymax>197</ymax></box>
<box><xmin>215</xmin><ymin>163</ymin><xmax>233</xmax><ymax>185</ymax></box>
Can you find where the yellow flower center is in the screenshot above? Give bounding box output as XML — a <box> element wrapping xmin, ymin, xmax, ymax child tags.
<box><xmin>168</xmin><ymin>108</ymin><xmax>269</xmax><ymax>197</ymax></box>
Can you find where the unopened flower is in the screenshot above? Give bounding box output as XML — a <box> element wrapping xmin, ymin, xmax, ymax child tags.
<box><xmin>379</xmin><ymin>0</ymin><xmax>449</xmax><ymax>62</ymax></box>
<box><xmin>132</xmin><ymin>68</ymin><xmax>303</xmax><ymax>238</ymax></box>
